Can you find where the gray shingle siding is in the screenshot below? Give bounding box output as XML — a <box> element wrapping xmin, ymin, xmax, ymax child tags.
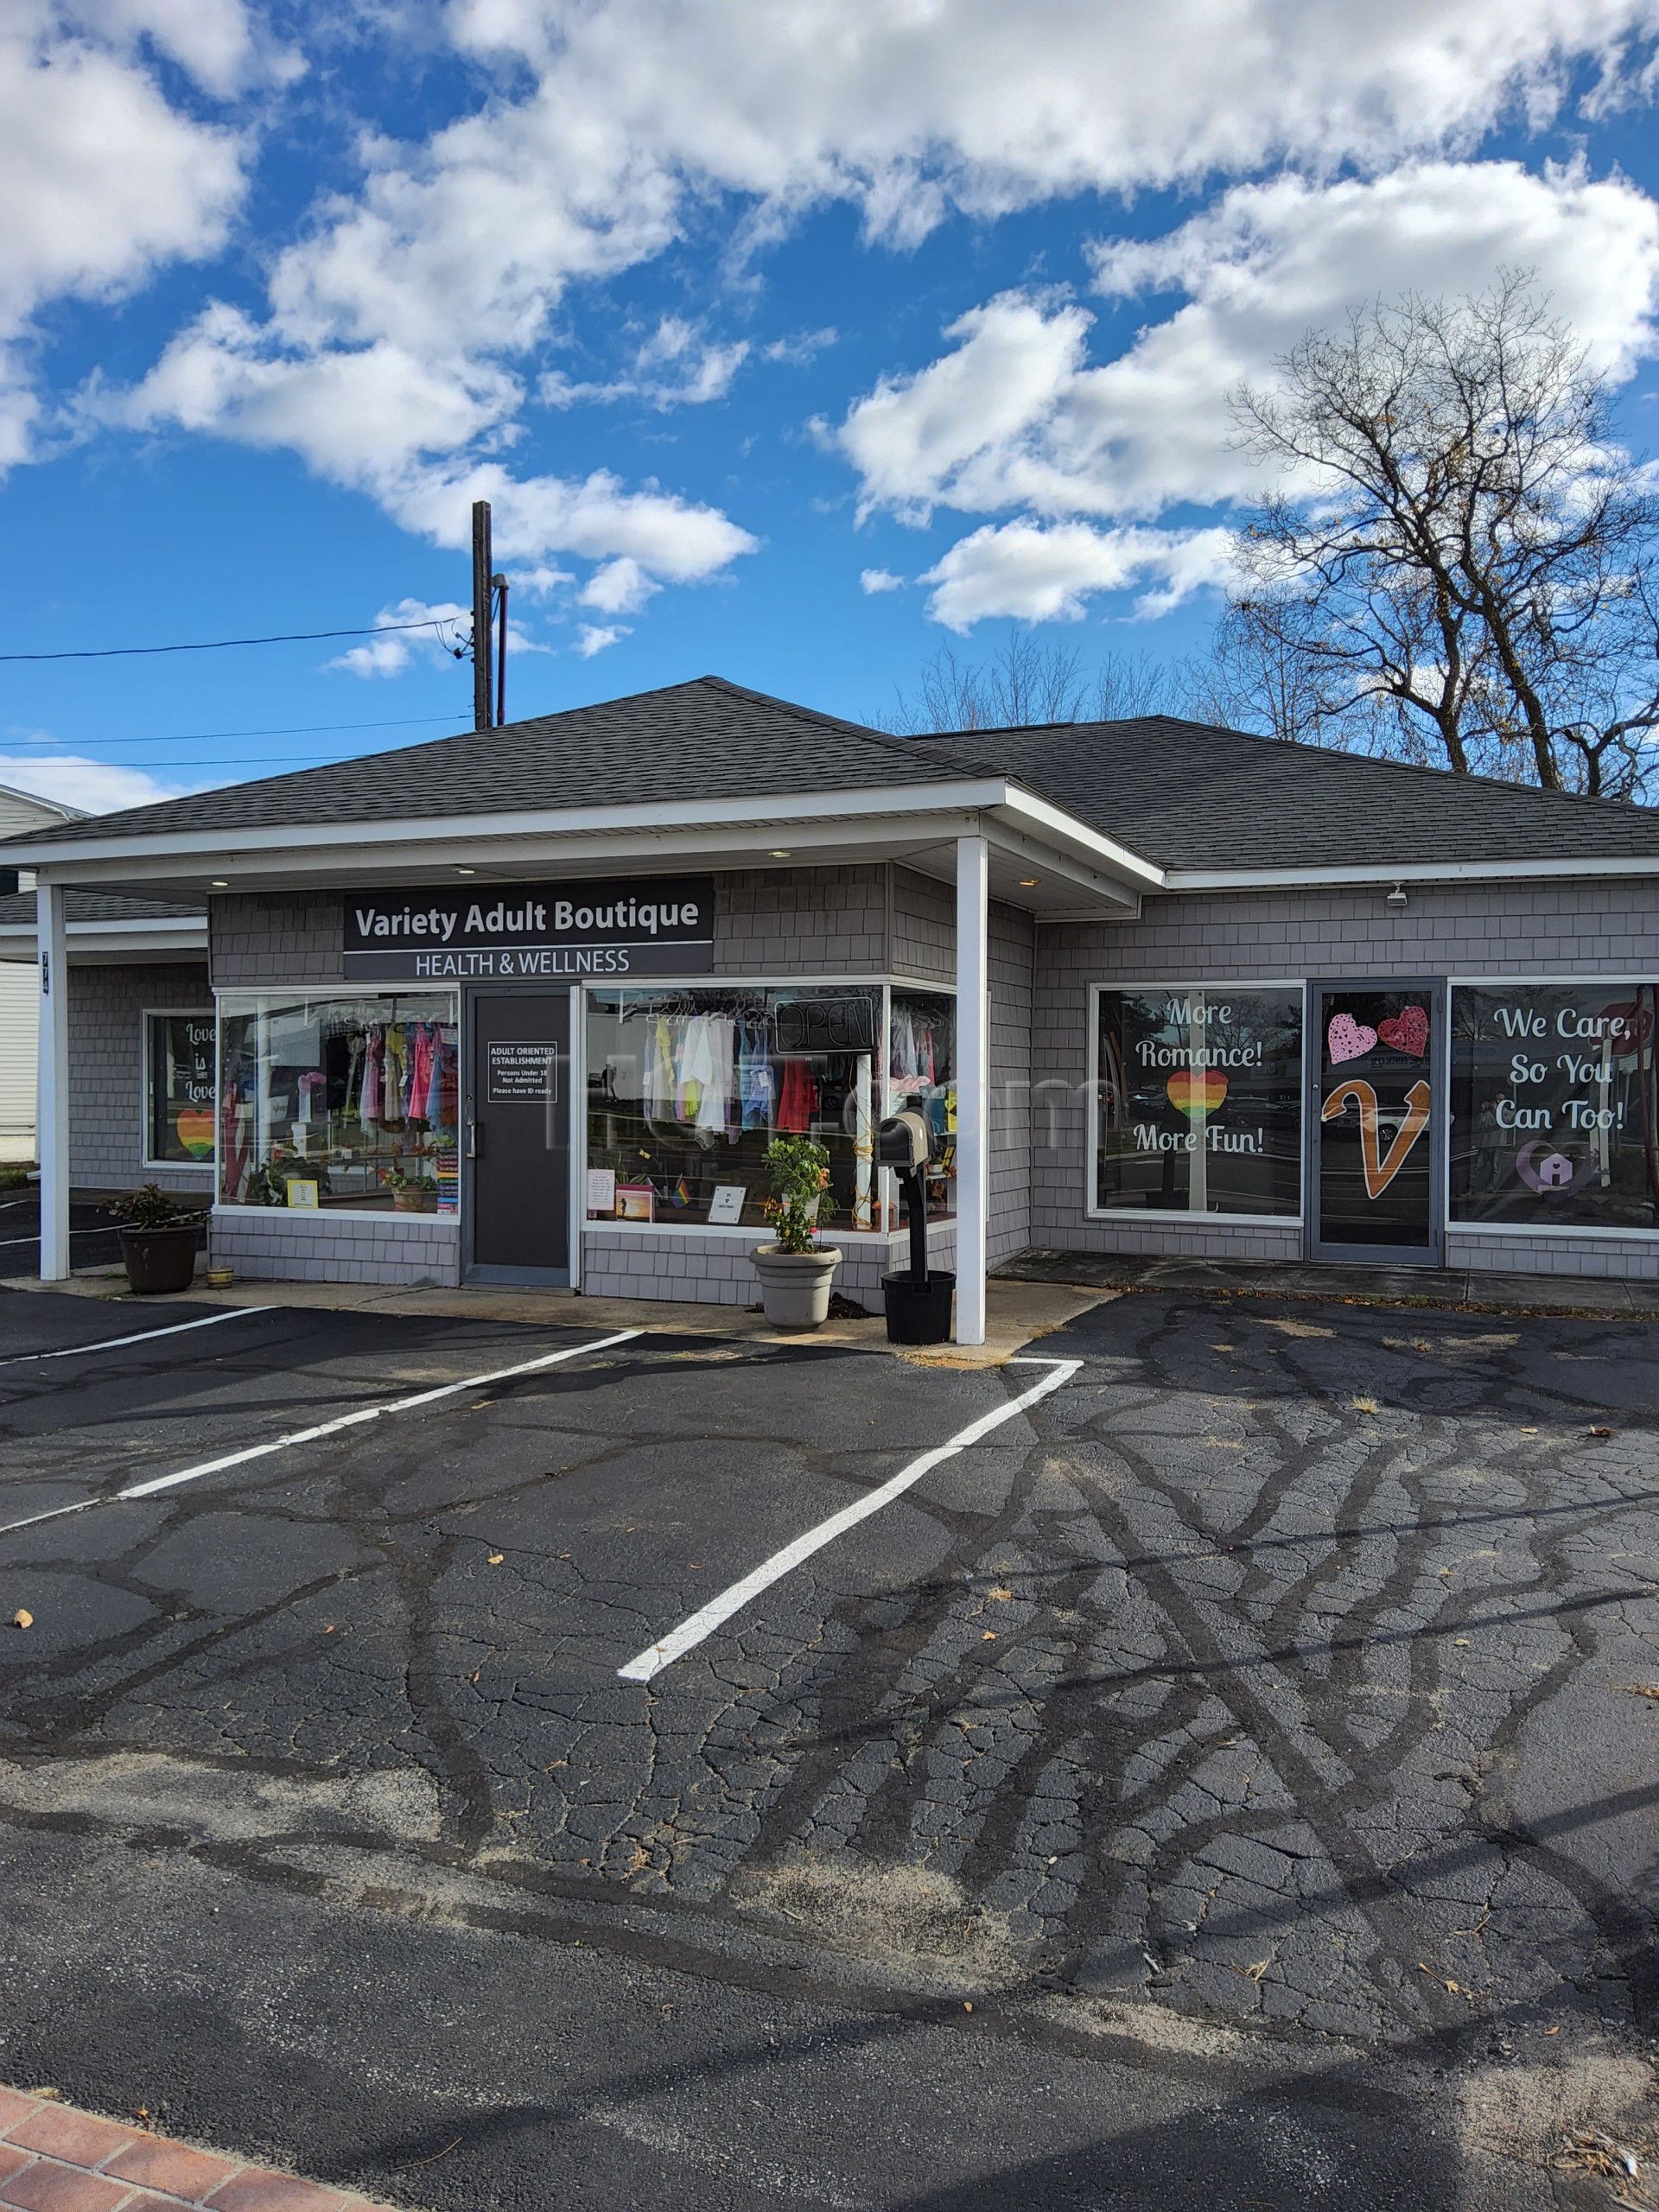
<box><xmin>581</xmin><ymin>1224</ymin><xmax>951</xmax><ymax>1313</ymax></box>
<box><xmin>212</xmin><ymin>892</ymin><xmax>346</xmax><ymax>987</ymax></box>
<box><xmin>1032</xmin><ymin>877</ymin><xmax>1659</xmax><ymax>1278</ymax></box>
<box><xmin>212</xmin><ymin>1210</ymin><xmax>460</xmax><ymax>1287</ymax></box>
<box><xmin>68</xmin><ymin>961</ymin><xmax>213</xmax><ymax>1194</ymax></box>
<box><xmin>891</xmin><ymin>867</ymin><xmax>955</xmax><ymax>984</ymax></box>
<box><xmin>988</xmin><ymin>900</ymin><xmax>1033</xmax><ymax>1268</ymax></box>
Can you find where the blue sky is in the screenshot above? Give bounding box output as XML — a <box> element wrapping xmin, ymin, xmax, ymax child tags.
<box><xmin>3</xmin><ymin>2</ymin><xmax>1659</xmax><ymax>812</ymax></box>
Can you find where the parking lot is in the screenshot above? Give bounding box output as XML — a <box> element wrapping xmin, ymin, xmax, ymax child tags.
<box><xmin>1</xmin><ymin>1280</ymin><xmax>1657</xmax><ymax>2206</ymax></box>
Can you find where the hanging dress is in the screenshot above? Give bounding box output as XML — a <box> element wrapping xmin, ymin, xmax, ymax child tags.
<box><xmin>361</xmin><ymin>1028</ymin><xmax>385</xmax><ymax>1128</ymax></box>
<box><xmin>775</xmin><ymin>1058</ymin><xmax>819</xmax><ymax>1134</ymax></box>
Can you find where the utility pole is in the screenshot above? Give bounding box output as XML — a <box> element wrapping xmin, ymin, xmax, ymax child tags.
<box><xmin>471</xmin><ymin>499</ymin><xmax>493</xmax><ymax>733</ymax></box>
<box><xmin>493</xmin><ymin>571</ymin><xmax>508</xmax><ymax>727</ymax></box>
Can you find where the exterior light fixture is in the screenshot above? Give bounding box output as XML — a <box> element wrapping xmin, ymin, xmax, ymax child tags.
<box><xmin>1387</xmin><ymin>882</ymin><xmax>1408</xmax><ymax>911</ymax></box>
<box><xmin>456</xmin><ymin>866</ymin><xmax>478</xmax><ymax>875</ymax></box>
<box><xmin>210</xmin><ymin>879</ymin><xmax>229</xmax><ymax>888</ymax></box>
<box><xmin>1018</xmin><ymin>877</ymin><xmax>1039</xmax><ymax>887</ymax></box>
<box><xmin>768</xmin><ymin>849</ymin><xmax>791</xmax><ymax>859</ymax></box>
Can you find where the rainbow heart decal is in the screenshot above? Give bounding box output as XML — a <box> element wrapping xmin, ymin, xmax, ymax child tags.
<box><xmin>174</xmin><ymin>1108</ymin><xmax>215</xmax><ymax>1159</ymax></box>
<box><xmin>1167</xmin><ymin>1071</ymin><xmax>1228</xmax><ymax>1119</ymax></box>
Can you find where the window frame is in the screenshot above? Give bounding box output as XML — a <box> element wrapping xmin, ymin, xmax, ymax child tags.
<box><xmin>1086</xmin><ymin>979</ymin><xmax>1308</xmax><ymax>1227</ymax></box>
<box><xmin>576</xmin><ymin>970</ymin><xmax>954</xmax><ymax>1238</ymax></box>
<box><xmin>141</xmin><ymin>1006</ymin><xmax>217</xmax><ymax>1175</ymax></box>
<box><xmin>212</xmin><ymin>982</ymin><xmax>461</xmax><ymax>1222</ymax></box>
<box><xmin>1446</xmin><ymin>972</ymin><xmax>1659</xmax><ymax>1240</ymax></box>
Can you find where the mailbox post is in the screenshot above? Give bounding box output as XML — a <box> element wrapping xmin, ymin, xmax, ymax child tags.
<box><xmin>878</xmin><ymin>1109</ymin><xmax>956</xmax><ymax>1344</ymax></box>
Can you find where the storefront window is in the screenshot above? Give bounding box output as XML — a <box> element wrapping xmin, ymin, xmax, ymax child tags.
<box><xmin>145</xmin><ymin>1011</ymin><xmax>216</xmax><ymax>1167</ymax></box>
<box><xmin>586</xmin><ymin>985</ymin><xmax>882</xmax><ymax>1232</ymax></box>
<box><xmin>1451</xmin><ymin>983</ymin><xmax>1659</xmax><ymax>1230</ymax></box>
<box><xmin>218</xmin><ymin>992</ymin><xmax>459</xmax><ymax>1212</ymax></box>
<box><xmin>1096</xmin><ymin>986</ymin><xmax>1304</xmax><ymax>1217</ymax></box>
<box><xmin>888</xmin><ymin>989</ymin><xmax>957</xmax><ymax>1223</ymax></box>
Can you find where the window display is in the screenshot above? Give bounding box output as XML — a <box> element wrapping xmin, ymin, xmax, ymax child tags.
<box><xmin>1451</xmin><ymin>983</ymin><xmax>1659</xmax><ymax>1231</ymax></box>
<box><xmin>888</xmin><ymin>988</ymin><xmax>957</xmax><ymax>1222</ymax></box>
<box><xmin>585</xmin><ymin>985</ymin><xmax>883</xmax><ymax>1232</ymax></box>
<box><xmin>1095</xmin><ymin>986</ymin><xmax>1303</xmax><ymax>1217</ymax></box>
<box><xmin>145</xmin><ymin>1011</ymin><xmax>216</xmax><ymax>1166</ymax></box>
<box><xmin>218</xmin><ymin>992</ymin><xmax>459</xmax><ymax>1212</ymax></box>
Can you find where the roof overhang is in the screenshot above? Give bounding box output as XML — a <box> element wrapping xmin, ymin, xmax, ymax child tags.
<box><xmin>1165</xmin><ymin>854</ymin><xmax>1659</xmax><ymax>891</ymax></box>
<box><xmin>2</xmin><ymin>779</ymin><xmax>1162</xmax><ymax>921</ymax></box>
<box><xmin>0</xmin><ymin>917</ymin><xmax>207</xmax><ymax>965</ymax></box>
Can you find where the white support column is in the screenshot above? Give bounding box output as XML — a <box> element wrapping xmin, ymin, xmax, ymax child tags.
<box><xmin>36</xmin><ymin>879</ymin><xmax>70</xmax><ymax>1282</ymax></box>
<box><xmin>954</xmin><ymin>832</ymin><xmax>988</xmax><ymax>1345</ymax></box>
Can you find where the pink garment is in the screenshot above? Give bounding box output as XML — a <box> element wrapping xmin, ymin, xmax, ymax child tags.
<box><xmin>362</xmin><ymin>1030</ymin><xmax>384</xmax><ymax>1124</ymax></box>
<box><xmin>407</xmin><ymin>1022</ymin><xmax>435</xmax><ymax>1119</ymax></box>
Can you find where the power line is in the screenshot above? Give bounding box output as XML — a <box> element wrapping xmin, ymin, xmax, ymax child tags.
<box><xmin>0</xmin><ymin>712</ymin><xmax>463</xmax><ymax>750</ymax></box>
<box><xmin>0</xmin><ymin>615</ymin><xmax>467</xmax><ymax>665</ymax></box>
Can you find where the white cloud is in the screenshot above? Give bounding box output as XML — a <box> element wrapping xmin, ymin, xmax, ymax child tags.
<box><xmin>326</xmin><ymin>597</ymin><xmax>470</xmax><ymax>678</ymax></box>
<box><xmin>835</xmin><ymin>158</ymin><xmax>1659</xmax><ymax>624</ymax></box>
<box><xmin>0</xmin><ymin>1</ymin><xmax>247</xmax><ymax>466</ymax></box>
<box><xmin>540</xmin><ymin>316</ymin><xmax>749</xmax><ymax>410</ymax></box>
<box><xmin>99</xmin><ymin>0</ymin><xmax>1659</xmax><ymax>626</ymax></box>
<box><xmin>579</xmin><ymin>556</ymin><xmax>660</xmax><ymax>614</ymax></box>
<box><xmin>449</xmin><ymin>0</ymin><xmax>1659</xmax><ymax>226</ymax></box>
<box><xmin>0</xmin><ymin>751</ymin><xmax>196</xmax><ymax>812</ymax></box>
<box><xmin>840</xmin><ymin>165</ymin><xmax>1659</xmax><ymax>531</ymax></box>
<box><xmin>763</xmin><ymin>327</ymin><xmax>838</xmax><ymax>364</ymax></box>
<box><xmin>859</xmin><ymin>567</ymin><xmax>905</xmax><ymax>594</ymax></box>
<box><xmin>68</xmin><ymin>0</ymin><xmax>274</xmax><ymax>98</ymax></box>
<box><xmin>921</xmin><ymin>521</ymin><xmax>1237</xmax><ymax>630</ymax></box>
<box><xmin>575</xmin><ymin>622</ymin><xmax>630</xmax><ymax>657</ymax></box>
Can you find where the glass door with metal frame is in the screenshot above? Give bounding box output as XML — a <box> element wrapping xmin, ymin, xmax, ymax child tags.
<box><xmin>463</xmin><ymin>988</ymin><xmax>573</xmax><ymax>1284</ymax></box>
<box><xmin>1310</xmin><ymin>981</ymin><xmax>1443</xmax><ymax>1265</ymax></box>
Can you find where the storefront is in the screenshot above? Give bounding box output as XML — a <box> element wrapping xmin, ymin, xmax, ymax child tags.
<box><xmin>6</xmin><ymin>675</ymin><xmax>1659</xmax><ymax>1334</ymax></box>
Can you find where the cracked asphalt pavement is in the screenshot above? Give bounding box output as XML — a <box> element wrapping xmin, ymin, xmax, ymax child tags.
<box><xmin>0</xmin><ymin>1283</ymin><xmax>1656</xmax><ymax>2209</ymax></box>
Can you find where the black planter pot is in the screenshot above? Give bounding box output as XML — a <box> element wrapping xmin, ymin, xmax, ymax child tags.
<box><xmin>118</xmin><ymin>1223</ymin><xmax>201</xmax><ymax>1295</ymax></box>
<box><xmin>882</xmin><ymin>1268</ymin><xmax>956</xmax><ymax>1345</ymax></box>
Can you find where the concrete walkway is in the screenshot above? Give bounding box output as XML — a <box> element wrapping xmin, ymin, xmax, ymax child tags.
<box><xmin>0</xmin><ymin>1262</ymin><xmax>1108</xmax><ymax>1368</ymax></box>
<box><xmin>1000</xmin><ymin>1242</ymin><xmax>1659</xmax><ymax>1318</ymax></box>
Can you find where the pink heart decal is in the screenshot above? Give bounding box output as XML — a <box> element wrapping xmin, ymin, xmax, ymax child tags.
<box><xmin>1376</xmin><ymin>1004</ymin><xmax>1429</xmax><ymax>1058</ymax></box>
<box><xmin>1326</xmin><ymin>1013</ymin><xmax>1377</xmax><ymax>1065</ymax></box>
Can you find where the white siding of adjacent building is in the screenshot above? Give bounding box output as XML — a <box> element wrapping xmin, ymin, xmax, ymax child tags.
<box><xmin>0</xmin><ymin>782</ymin><xmax>79</xmax><ymax>1161</ymax></box>
<box><xmin>0</xmin><ymin>962</ymin><xmax>36</xmax><ymax>1160</ymax></box>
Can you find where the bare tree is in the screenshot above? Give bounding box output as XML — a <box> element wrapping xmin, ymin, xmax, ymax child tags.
<box><xmin>1229</xmin><ymin>275</ymin><xmax>1659</xmax><ymax>794</ymax></box>
<box><xmin>877</xmin><ymin>628</ymin><xmax>1183</xmax><ymax>734</ymax></box>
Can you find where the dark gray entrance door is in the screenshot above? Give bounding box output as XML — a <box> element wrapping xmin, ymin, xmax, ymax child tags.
<box><xmin>465</xmin><ymin>991</ymin><xmax>571</xmax><ymax>1283</ymax></box>
<box><xmin>1310</xmin><ymin>982</ymin><xmax>1443</xmax><ymax>1267</ymax></box>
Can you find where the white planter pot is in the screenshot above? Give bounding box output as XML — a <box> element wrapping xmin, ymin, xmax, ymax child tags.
<box><xmin>751</xmin><ymin>1243</ymin><xmax>843</xmax><ymax>1330</ymax></box>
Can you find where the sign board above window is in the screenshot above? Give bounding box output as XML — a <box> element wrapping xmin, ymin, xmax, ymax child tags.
<box><xmin>343</xmin><ymin>876</ymin><xmax>715</xmax><ymax>982</ymax></box>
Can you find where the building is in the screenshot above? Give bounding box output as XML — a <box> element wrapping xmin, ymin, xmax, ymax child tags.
<box><xmin>0</xmin><ymin>783</ymin><xmax>85</xmax><ymax>1163</ymax></box>
<box><xmin>3</xmin><ymin>676</ymin><xmax>1659</xmax><ymax>1342</ymax></box>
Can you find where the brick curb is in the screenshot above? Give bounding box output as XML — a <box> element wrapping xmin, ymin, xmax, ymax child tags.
<box><xmin>0</xmin><ymin>2090</ymin><xmax>411</xmax><ymax>2212</ymax></box>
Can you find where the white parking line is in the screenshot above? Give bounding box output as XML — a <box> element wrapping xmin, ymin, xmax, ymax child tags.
<box><xmin>618</xmin><ymin>1353</ymin><xmax>1083</xmax><ymax>1683</ymax></box>
<box><xmin>0</xmin><ymin>1228</ymin><xmax>120</xmax><ymax>1249</ymax></box>
<box><xmin>0</xmin><ymin>1325</ymin><xmax>645</xmax><ymax>1538</ymax></box>
<box><xmin>0</xmin><ymin>1306</ymin><xmax>266</xmax><ymax>1369</ymax></box>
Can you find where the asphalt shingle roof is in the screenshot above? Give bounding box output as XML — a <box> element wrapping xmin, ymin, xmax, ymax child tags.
<box><xmin>3</xmin><ymin>676</ymin><xmax>1656</xmax><ymax>878</ymax></box>
<box><xmin>3</xmin><ymin>677</ymin><xmax>988</xmax><ymax>851</ymax></box>
<box><xmin>0</xmin><ymin>890</ymin><xmax>202</xmax><ymax>927</ymax></box>
<box><xmin>919</xmin><ymin>715</ymin><xmax>1659</xmax><ymax>871</ymax></box>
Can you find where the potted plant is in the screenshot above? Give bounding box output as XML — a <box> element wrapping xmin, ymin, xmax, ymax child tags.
<box><xmin>106</xmin><ymin>1184</ymin><xmax>205</xmax><ymax>1296</ymax></box>
<box><xmin>751</xmin><ymin>1135</ymin><xmax>842</xmax><ymax>1328</ymax></box>
<box><xmin>381</xmin><ymin>1166</ymin><xmax>439</xmax><ymax>1213</ymax></box>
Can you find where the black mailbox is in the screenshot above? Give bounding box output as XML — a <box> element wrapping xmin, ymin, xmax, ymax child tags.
<box><xmin>877</xmin><ymin>1109</ymin><xmax>931</xmax><ymax>1172</ymax></box>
